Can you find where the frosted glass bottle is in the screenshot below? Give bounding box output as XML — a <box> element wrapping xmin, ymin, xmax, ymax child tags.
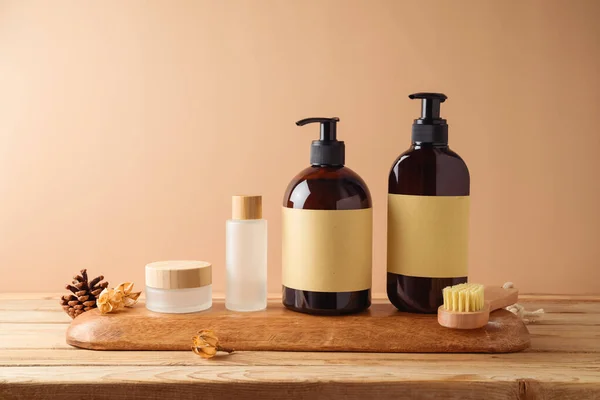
<box><xmin>226</xmin><ymin>195</ymin><xmax>267</xmax><ymax>311</ymax></box>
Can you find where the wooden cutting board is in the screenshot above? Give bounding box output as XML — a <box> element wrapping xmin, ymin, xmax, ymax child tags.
<box><xmin>66</xmin><ymin>300</ymin><xmax>530</xmax><ymax>353</ymax></box>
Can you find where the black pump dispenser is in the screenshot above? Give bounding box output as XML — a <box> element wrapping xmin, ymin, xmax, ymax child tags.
<box><xmin>409</xmin><ymin>92</ymin><xmax>448</xmax><ymax>144</ymax></box>
<box><xmin>296</xmin><ymin>117</ymin><xmax>345</xmax><ymax>166</ymax></box>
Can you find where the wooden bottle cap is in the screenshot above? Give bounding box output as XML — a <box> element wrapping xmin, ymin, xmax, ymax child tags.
<box><xmin>232</xmin><ymin>195</ymin><xmax>262</xmax><ymax>220</ymax></box>
<box><xmin>145</xmin><ymin>260</ymin><xmax>212</xmax><ymax>289</ymax></box>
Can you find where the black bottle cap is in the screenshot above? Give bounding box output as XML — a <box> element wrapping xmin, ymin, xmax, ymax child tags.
<box><xmin>296</xmin><ymin>117</ymin><xmax>345</xmax><ymax>166</ymax></box>
<box><xmin>409</xmin><ymin>92</ymin><xmax>449</xmax><ymax>144</ymax></box>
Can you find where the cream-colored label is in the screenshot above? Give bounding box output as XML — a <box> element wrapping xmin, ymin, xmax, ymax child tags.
<box><xmin>387</xmin><ymin>194</ymin><xmax>470</xmax><ymax>278</ymax></box>
<box><xmin>282</xmin><ymin>207</ymin><xmax>372</xmax><ymax>292</ymax></box>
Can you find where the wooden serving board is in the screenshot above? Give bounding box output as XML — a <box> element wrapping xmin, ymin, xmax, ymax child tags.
<box><xmin>66</xmin><ymin>300</ymin><xmax>530</xmax><ymax>353</ymax></box>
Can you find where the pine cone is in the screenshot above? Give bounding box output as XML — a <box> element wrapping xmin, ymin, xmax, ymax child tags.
<box><xmin>60</xmin><ymin>269</ymin><xmax>109</xmax><ymax>319</ymax></box>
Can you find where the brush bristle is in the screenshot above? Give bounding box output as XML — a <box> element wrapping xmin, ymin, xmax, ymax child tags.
<box><xmin>442</xmin><ymin>283</ymin><xmax>484</xmax><ymax>312</ymax></box>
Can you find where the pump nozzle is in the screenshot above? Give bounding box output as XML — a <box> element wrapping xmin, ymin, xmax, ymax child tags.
<box><xmin>408</xmin><ymin>92</ymin><xmax>449</xmax><ymax>144</ymax></box>
<box><xmin>296</xmin><ymin>117</ymin><xmax>339</xmax><ymax>141</ymax></box>
<box><xmin>296</xmin><ymin>117</ymin><xmax>344</xmax><ymax>166</ymax></box>
<box><xmin>409</xmin><ymin>92</ymin><xmax>447</xmax><ymax>120</ymax></box>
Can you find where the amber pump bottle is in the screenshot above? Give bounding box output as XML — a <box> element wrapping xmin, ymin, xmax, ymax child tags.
<box><xmin>387</xmin><ymin>93</ymin><xmax>470</xmax><ymax>314</ymax></box>
<box><xmin>282</xmin><ymin>117</ymin><xmax>372</xmax><ymax>315</ymax></box>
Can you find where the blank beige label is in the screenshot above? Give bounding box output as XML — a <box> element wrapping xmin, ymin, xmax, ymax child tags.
<box><xmin>387</xmin><ymin>194</ymin><xmax>470</xmax><ymax>278</ymax></box>
<box><xmin>282</xmin><ymin>207</ymin><xmax>372</xmax><ymax>292</ymax></box>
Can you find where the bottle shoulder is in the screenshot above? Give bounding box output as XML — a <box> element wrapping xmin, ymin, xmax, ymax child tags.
<box><xmin>283</xmin><ymin>166</ymin><xmax>372</xmax><ymax>210</ymax></box>
<box><xmin>389</xmin><ymin>146</ymin><xmax>470</xmax><ymax>196</ymax></box>
<box><xmin>391</xmin><ymin>146</ymin><xmax>467</xmax><ymax>167</ymax></box>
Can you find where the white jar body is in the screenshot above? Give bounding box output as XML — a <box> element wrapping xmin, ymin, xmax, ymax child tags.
<box><xmin>226</xmin><ymin>219</ymin><xmax>267</xmax><ymax>311</ymax></box>
<box><xmin>145</xmin><ymin>285</ymin><xmax>212</xmax><ymax>314</ymax></box>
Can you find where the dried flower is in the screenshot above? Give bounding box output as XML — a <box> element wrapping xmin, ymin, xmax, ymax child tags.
<box><xmin>115</xmin><ymin>282</ymin><xmax>141</xmax><ymax>307</ymax></box>
<box><xmin>192</xmin><ymin>330</ymin><xmax>234</xmax><ymax>359</ymax></box>
<box><xmin>97</xmin><ymin>282</ymin><xmax>141</xmax><ymax>314</ymax></box>
<box><xmin>97</xmin><ymin>288</ymin><xmax>123</xmax><ymax>314</ymax></box>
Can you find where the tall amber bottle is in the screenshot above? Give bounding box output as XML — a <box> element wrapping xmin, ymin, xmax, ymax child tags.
<box><xmin>387</xmin><ymin>93</ymin><xmax>470</xmax><ymax>314</ymax></box>
<box><xmin>282</xmin><ymin>117</ymin><xmax>372</xmax><ymax>315</ymax></box>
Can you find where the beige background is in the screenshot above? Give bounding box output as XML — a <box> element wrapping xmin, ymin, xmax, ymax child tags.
<box><xmin>1</xmin><ymin>0</ymin><xmax>599</xmax><ymax>295</ymax></box>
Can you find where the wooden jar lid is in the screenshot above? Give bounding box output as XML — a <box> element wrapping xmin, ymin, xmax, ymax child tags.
<box><xmin>145</xmin><ymin>260</ymin><xmax>212</xmax><ymax>289</ymax></box>
<box><xmin>232</xmin><ymin>195</ymin><xmax>262</xmax><ymax>220</ymax></box>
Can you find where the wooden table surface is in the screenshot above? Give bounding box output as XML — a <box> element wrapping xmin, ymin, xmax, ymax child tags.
<box><xmin>0</xmin><ymin>293</ymin><xmax>599</xmax><ymax>400</ymax></box>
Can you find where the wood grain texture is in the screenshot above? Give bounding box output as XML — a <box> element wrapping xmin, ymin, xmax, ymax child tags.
<box><xmin>1</xmin><ymin>349</ymin><xmax>598</xmax><ymax>367</ymax></box>
<box><xmin>0</xmin><ymin>310</ymin><xmax>71</xmax><ymax>324</ymax></box>
<box><xmin>145</xmin><ymin>260</ymin><xmax>212</xmax><ymax>290</ymax></box>
<box><xmin>0</xmin><ymin>324</ymin><xmax>73</xmax><ymax>349</ymax></box>
<box><xmin>231</xmin><ymin>195</ymin><xmax>262</xmax><ymax>220</ymax></box>
<box><xmin>1</xmin><ymin>295</ymin><xmax>600</xmax><ymax>400</ymax></box>
<box><xmin>1</xmin><ymin>365</ymin><xmax>599</xmax><ymax>400</ymax></box>
<box><xmin>486</xmin><ymin>286</ymin><xmax>520</xmax><ymax>310</ymax></box>
<box><xmin>438</xmin><ymin>305</ymin><xmax>490</xmax><ymax>329</ymax></box>
<box><xmin>65</xmin><ymin>301</ymin><xmax>530</xmax><ymax>353</ymax></box>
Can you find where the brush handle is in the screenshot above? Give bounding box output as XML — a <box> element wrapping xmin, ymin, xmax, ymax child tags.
<box><xmin>485</xmin><ymin>286</ymin><xmax>519</xmax><ymax>312</ymax></box>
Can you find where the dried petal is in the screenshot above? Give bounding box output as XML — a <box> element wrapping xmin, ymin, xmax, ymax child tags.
<box><xmin>114</xmin><ymin>283</ymin><xmax>126</xmax><ymax>296</ymax></box>
<box><xmin>114</xmin><ymin>282</ymin><xmax>141</xmax><ymax>307</ymax></box>
<box><xmin>114</xmin><ymin>283</ymin><xmax>126</xmax><ymax>294</ymax></box>
<box><xmin>98</xmin><ymin>301</ymin><xmax>113</xmax><ymax>314</ymax></box>
<box><xmin>122</xmin><ymin>291</ymin><xmax>141</xmax><ymax>307</ymax></box>
<box><xmin>96</xmin><ymin>286</ymin><xmax>127</xmax><ymax>314</ymax></box>
<box><xmin>109</xmin><ymin>290</ymin><xmax>124</xmax><ymax>309</ymax></box>
<box><xmin>122</xmin><ymin>296</ymin><xmax>135</xmax><ymax>307</ymax></box>
<box><xmin>125</xmin><ymin>282</ymin><xmax>135</xmax><ymax>293</ymax></box>
<box><xmin>191</xmin><ymin>330</ymin><xmax>232</xmax><ymax>359</ymax></box>
<box><xmin>116</xmin><ymin>282</ymin><xmax>135</xmax><ymax>296</ymax></box>
<box><xmin>97</xmin><ymin>288</ymin><xmax>111</xmax><ymax>305</ymax></box>
<box><xmin>198</xmin><ymin>330</ymin><xmax>219</xmax><ymax>347</ymax></box>
<box><xmin>192</xmin><ymin>345</ymin><xmax>218</xmax><ymax>359</ymax></box>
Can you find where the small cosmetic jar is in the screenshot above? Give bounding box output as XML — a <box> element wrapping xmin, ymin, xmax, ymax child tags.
<box><xmin>145</xmin><ymin>260</ymin><xmax>212</xmax><ymax>313</ymax></box>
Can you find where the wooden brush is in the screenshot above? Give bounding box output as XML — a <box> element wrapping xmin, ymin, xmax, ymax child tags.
<box><xmin>438</xmin><ymin>283</ymin><xmax>519</xmax><ymax>329</ymax></box>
